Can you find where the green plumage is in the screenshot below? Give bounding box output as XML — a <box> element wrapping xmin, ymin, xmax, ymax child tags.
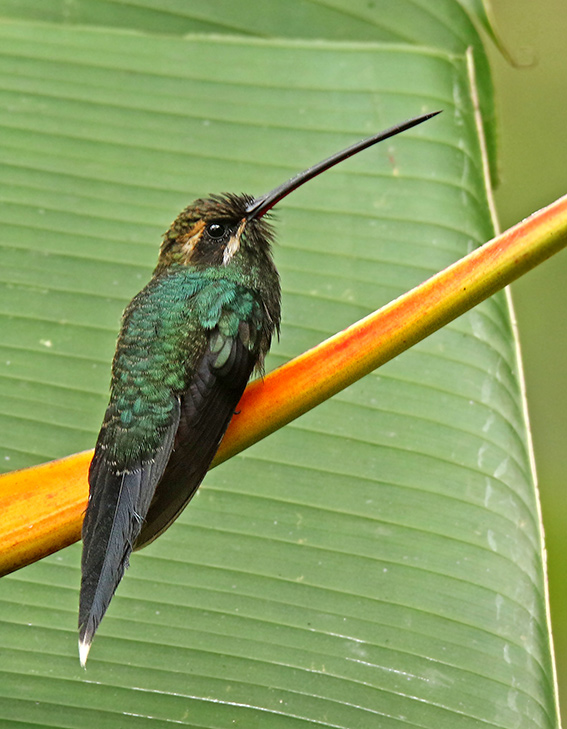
<box><xmin>100</xmin><ymin>267</ymin><xmax>267</xmax><ymax>464</ymax></box>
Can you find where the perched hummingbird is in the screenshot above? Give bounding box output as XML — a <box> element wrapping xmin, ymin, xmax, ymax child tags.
<box><xmin>78</xmin><ymin>110</ymin><xmax>440</xmax><ymax>665</ymax></box>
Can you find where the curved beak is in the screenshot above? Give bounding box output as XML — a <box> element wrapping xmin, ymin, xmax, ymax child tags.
<box><xmin>245</xmin><ymin>110</ymin><xmax>441</xmax><ymax>221</ymax></box>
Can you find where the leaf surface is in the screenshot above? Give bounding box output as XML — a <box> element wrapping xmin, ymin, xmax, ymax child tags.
<box><xmin>0</xmin><ymin>15</ymin><xmax>558</xmax><ymax>729</ymax></box>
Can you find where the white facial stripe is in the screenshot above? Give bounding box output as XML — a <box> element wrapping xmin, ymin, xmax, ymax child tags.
<box><xmin>223</xmin><ymin>219</ymin><xmax>246</xmax><ymax>265</ymax></box>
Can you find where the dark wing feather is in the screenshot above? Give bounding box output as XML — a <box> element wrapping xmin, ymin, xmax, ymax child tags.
<box><xmin>78</xmin><ymin>400</ymin><xmax>180</xmax><ymax>660</ymax></box>
<box><xmin>134</xmin><ymin>323</ymin><xmax>257</xmax><ymax>549</ymax></box>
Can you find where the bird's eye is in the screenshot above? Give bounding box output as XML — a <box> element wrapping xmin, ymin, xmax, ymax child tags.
<box><xmin>206</xmin><ymin>222</ymin><xmax>226</xmax><ymax>240</ymax></box>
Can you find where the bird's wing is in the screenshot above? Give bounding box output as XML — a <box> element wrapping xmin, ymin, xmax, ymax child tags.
<box><xmin>134</xmin><ymin>319</ymin><xmax>258</xmax><ymax>549</ymax></box>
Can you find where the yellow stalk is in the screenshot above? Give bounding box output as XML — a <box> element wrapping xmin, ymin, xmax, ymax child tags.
<box><xmin>1</xmin><ymin>193</ymin><xmax>566</xmax><ymax>576</ymax></box>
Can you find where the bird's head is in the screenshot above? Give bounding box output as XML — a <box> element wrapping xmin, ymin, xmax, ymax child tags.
<box><xmin>156</xmin><ymin>193</ymin><xmax>275</xmax><ymax>272</ymax></box>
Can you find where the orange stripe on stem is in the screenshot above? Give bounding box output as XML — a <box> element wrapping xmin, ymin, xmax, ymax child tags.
<box><xmin>0</xmin><ymin>451</ymin><xmax>91</xmax><ymax>575</ymax></box>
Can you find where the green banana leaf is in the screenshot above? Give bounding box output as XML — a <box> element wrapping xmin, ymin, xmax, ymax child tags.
<box><xmin>0</xmin><ymin>4</ymin><xmax>559</xmax><ymax>729</ymax></box>
<box><xmin>0</xmin><ymin>0</ymin><xmax>497</xmax><ymax>173</ymax></box>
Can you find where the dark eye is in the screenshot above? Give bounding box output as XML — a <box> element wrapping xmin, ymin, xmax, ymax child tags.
<box><xmin>206</xmin><ymin>222</ymin><xmax>226</xmax><ymax>240</ymax></box>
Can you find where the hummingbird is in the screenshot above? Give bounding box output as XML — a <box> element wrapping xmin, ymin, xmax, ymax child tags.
<box><xmin>78</xmin><ymin>110</ymin><xmax>440</xmax><ymax>666</ymax></box>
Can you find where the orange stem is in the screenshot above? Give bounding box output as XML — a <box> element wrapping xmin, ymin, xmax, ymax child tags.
<box><xmin>1</xmin><ymin>193</ymin><xmax>566</xmax><ymax>576</ymax></box>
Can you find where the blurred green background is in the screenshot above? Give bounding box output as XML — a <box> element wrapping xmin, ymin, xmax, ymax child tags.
<box><xmin>489</xmin><ymin>0</ymin><xmax>567</xmax><ymax>713</ymax></box>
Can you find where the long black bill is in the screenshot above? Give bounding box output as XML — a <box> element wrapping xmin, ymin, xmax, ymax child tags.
<box><xmin>246</xmin><ymin>110</ymin><xmax>441</xmax><ymax>220</ymax></box>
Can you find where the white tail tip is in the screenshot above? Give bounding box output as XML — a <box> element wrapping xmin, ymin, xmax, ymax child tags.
<box><xmin>79</xmin><ymin>637</ymin><xmax>91</xmax><ymax>668</ymax></box>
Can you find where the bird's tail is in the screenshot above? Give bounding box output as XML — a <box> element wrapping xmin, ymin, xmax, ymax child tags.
<box><xmin>79</xmin><ymin>412</ymin><xmax>179</xmax><ymax>666</ymax></box>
